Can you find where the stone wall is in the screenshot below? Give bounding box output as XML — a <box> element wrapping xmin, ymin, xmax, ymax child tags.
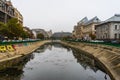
<box><xmin>60</xmin><ymin>41</ymin><xmax>120</xmax><ymax>80</ymax></box>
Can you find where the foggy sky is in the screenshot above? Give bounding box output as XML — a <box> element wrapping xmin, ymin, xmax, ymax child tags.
<box><xmin>11</xmin><ymin>0</ymin><xmax>120</xmax><ymax>32</ymax></box>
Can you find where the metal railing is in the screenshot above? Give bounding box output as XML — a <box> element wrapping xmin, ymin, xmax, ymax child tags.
<box><xmin>65</xmin><ymin>39</ymin><xmax>120</xmax><ymax>48</ymax></box>
<box><xmin>0</xmin><ymin>39</ymin><xmax>41</xmax><ymax>45</ymax></box>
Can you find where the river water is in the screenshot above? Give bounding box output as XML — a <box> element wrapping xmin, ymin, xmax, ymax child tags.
<box><xmin>0</xmin><ymin>43</ymin><xmax>111</xmax><ymax>80</ymax></box>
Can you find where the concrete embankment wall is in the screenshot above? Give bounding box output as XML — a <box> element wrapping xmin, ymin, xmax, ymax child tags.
<box><xmin>0</xmin><ymin>40</ymin><xmax>51</xmax><ymax>63</ymax></box>
<box><xmin>60</xmin><ymin>41</ymin><xmax>120</xmax><ymax>80</ymax></box>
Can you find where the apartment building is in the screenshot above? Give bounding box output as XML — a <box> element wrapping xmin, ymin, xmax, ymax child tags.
<box><xmin>0</xmin><ymin>0</ymin><xmax>14</xmax><ymax>23</ymax></box>
<box><xmin>14</xmin><ymin>8</ymin><xmax>23</xmax><ymax>25</ymax></box>
<box><xmin>0</xmin><ymin>0</ymin><xmax>23</xmax><ymax>25</ymax></box>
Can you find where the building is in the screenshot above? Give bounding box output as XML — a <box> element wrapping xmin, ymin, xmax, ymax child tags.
<box><xmin>83</xmin><ymin>16</ymin><xmax>101</xmax><ymax>40</ymax></box>
<box><xmin>47</xmin><ymin>30</ymin><xmax>52</xmax><ymax>38</ymax></box>
<box><xmin>14</xmin><ymin>8</ymin><xmax>23</xmax><ymax>25</ymax></box>
<box><xmin>0</xmin><ymin>0</ymin><xmax>14</xmax><ymax>23</ymax></box>
<box><xmin>72</xmin><ymin>17</ymin><xmax>88</xmax><ymax>39</ymax></box>
<box><xmin>73</xmin><ymin>17</ymin><xmax>88</xmax><ymax>39</ymax></box>
<box><xmin>0</xmin><ymin>0</ymin><xmax>23</xmax><ymax>24</ymax></box>
<box><xmin>32</xmin><ymin>29</ymin><xmax>49</xmax><ymax>39</ymax></box>
<box><xmin>23</xmin><ymin>27</ymin><xmax>34</xmax><ymax>39</ymax></box>
<box><xmin>52</xmin><ymin>32</ymin><xmax>72</xmax><ymax>39</ymax></box>
<box><xmin>96</xmin><ymin>14</ymin><xmax>120</xmax><ymax>41</ymax></box>
<box><xmin>73</xmin><ymin>16</ymin><xmax>101</xmax><ymax>40</ymax></box>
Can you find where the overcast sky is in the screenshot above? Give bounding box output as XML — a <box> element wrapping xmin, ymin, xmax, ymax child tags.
<box><xmin>11</xmin><ymin>0</ymin><xmax>120</xmax><ymax>32</ymax></box>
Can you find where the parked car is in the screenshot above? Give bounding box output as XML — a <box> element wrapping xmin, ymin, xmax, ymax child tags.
<box><xmin>111</xmin><ymin>40</ymin><xmax>120</xmax><ymax>44</ymax></box>
<box><xmin>90</xmin><ymin>40</ymin><xmax>104</xmax><ymax>43</ymax></box>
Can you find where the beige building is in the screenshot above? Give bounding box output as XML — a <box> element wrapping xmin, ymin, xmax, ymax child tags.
<box><xmin>23</xmin><ymin>27</ymin><xmax>34</xmax><ymax>39</ymax></box>
<box><xmin>73</xmin><ymin>17</ymin><xmax>88</xmax><ymax>39</ymax></box>
<box><xmin>47</xmin><ymin>30</ymin><xmax>52</xmax><ymax>38</ymax></box>
<box><xmin>73</xmin><ymin>17</ymin><xmax>101</xmax><ymax>40</ymax></box>
<box><xmin>14</xmin><ymin>8</ymin><xmax>23</xmax><ymax>25</ymax></box>
<box><xmin>96</xmin><ymin>14</ymin><xmax>120</xmax><ymax>40</ymax></box>
<box><xmin>83</xmin><ymin>17</ymin><xmax>101</xmax><ymax>40</ymax></box>
<box><xmin>0</xmin><ymin>0</ymin><xmax>14</xmax><ymax>23</ymax></box>
<box><xmin>0</xmin><ymin>0</ymin><xmax>23</xmax><ymax>24</ymax></box>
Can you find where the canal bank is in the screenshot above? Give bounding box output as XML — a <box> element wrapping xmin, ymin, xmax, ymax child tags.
<box><xmin>0</xmin><ymin>40</ymin><xmax>51</xmax><ymax>69</ymax></box>
<box><xmin>0</xmin><ymin>43</ymin><xmax>111</xmax><ymax>80</ymax></box>
<box><xmin>0</xmin><ymin>40</ymin><xmax>119</xmax><ymax>80</ymax></box>
<box><xmin>60</xmin><ymin>41</ymin><xmax>120</xmax><ymax>80</ymax></box>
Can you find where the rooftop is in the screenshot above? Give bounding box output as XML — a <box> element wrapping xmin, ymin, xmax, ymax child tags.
<box><xmin>105</xmin><ymin>14</ymin><xmax>120</xmax><ymax>22</ymax></box>
<box><xmin>84</xmin><ymin>16</ymin><xmax>101</xmax><ymax>25</ymax></box>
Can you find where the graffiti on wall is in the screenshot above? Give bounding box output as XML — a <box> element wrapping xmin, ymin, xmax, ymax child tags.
<box><xmin>0</xmin><ymin>43</ymin><xmax>32</xmax><ymax>53</ymax></box>
<box><xmin>0</xmin><ymin>45</ymin><xmax>15</xmax><ymax>52</ymax></box>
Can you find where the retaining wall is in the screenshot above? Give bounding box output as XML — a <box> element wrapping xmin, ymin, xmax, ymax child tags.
<box><xmin>60</xmin><ymin>41</ymin><xmax>120</xmax><ymax>80</ymax></box>
<box><xmin>0</xmin><ymin>40</ymin><xmax>51</xmax><ymax>63</ymax></box>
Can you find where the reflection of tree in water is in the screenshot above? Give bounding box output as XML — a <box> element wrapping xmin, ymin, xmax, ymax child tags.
<box><xmin>0</xmin><ymin>54</ymin><xmax>34</xmax><ymax>80</ymax></box>
<box><xmin>72</xmin><ymin>49</ymin><xmax>99</xmax><ymax>73</ymax></box>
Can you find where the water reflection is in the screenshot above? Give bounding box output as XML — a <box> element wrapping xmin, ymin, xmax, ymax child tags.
<box><xmin>0</xmin><ymin>43</ymin><xmax>111</xmax><ymax>80</ymax></box>
<box><xmin>0</xmin><ymin>54</ymin><xmax>33</xmax><ymax>80</ymax></box>
<box><xmin>72</xmin><ymin>49</ymin><xmax>98</xmax><ymax>72</ymax></box>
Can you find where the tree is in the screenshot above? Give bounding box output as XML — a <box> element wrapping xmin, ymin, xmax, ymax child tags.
<box><xmin>20</xmin><ymin>31</ymin><xmax>28</xmax><ymax>39</ymax></box>
<box><xmin>0</xmin><ymin>22</ymin><xmax>9</xmax><ymax>36</ymax></box>
<box><xmin>7</xmin><ymin>18</ymin><xmax>21</xmax><ymax>38</ymax></box>
<box><xmin>7</xmin><ymin>18</ymin><xmax>30</xmax><ymax>39</ymax></box>
<box><xmin>89</xmin><ymin>33</ymin><xmax>96</xmax><ymax>40</ymax></box>
<box><xmin>0</xmin><ymin>18</ymin><xmax>31</xmax><ymax>39</ymax></box>
<box><xmin>37</xmin><ymin>33</ymin><xmax>44</xmax><ymax>39</ymax></box>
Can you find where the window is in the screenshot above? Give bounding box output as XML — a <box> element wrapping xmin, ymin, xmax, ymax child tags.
<box><xmin>114</xmin><ymin>33</ymin><xmax>117</xmax><ymax>39</ymax></box>
<box><xmin>0</xmin><ymin>2</ymin><xmax>2</xmax><ymax>7</ymax></box>
<box><xmin>115</xmin><ymin>25</ymin><xmax>117</xmax><ymax>30</ymax></box>
<box><xmin>119</xmin><ymin>34</ymin><xmax>120</xmax><ymax>39</ymax></box>
<box><xmin>106</xmin><ymin>33</ymin><xmax>108</xmax><ymax>39</ymax></box>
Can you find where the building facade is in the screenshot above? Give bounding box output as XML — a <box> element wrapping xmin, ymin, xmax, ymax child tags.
<box><xmin>0</xmin><ymin>0</ymin><xmax>14</xmax><ymax>23</ymax></box>
<box><xmin>32</xmin><ymin>29</ymin><xmax>49</xmax><ymax>39</ymax></box>
<box><xmin>23</xmin><ymin>27</ymin><xmax>34</xmax><ymax>39</ymax></box>
<box><xmin>14</xmin><ymin>8</ymin><xmax>23</xmax><ymax>25</ymax></box>
<box><xmin>0</xmin><ymin>0</ymin><xmax>23</xmax><ymax>24</ymax></box>
<box><xmin>83</xmin><ymin>17</ymin><xmax>101</xmax><ymax>40</ymax></box>
<box><xmin>73</xmin><ymin>16</ymin><xmax>101</xmax><ymax>40</ymax></box>
<box><xmin>47</xmin><ymin>30</ymin><xmax>52</xmax><ymax>38</ymax></box>
<box><xmin>96</xmin><ymin>14</ymin><xmax>120</xmax><ymax>40</ymax></box>
<box><xmin>73</xmin><ymin>17</ymin><xmax>88</xmax><ymax>39</ymax></box>
<box><xmin>52</xmin><ymin>32</ymin><xmax>72</xmax><ymax>39</ymax></box>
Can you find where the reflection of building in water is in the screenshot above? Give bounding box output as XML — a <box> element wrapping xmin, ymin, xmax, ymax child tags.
<box><xmin>72</xmin><ymin>49</ymin><xmax>98</xmax><ymax>73</ymax></box>
<box><xmin>35</xmin><ymin>44</ymin><xmax>53</xmax><ymax>53</ymax></box>
<box><xmin>0</xmin><ymin>54</ymin><xmax>33</xmax><ymax>80</ymax></box>
<box><xmin>51</xmin><ymin>43</ymin><xmax>72</xmax><ymax>52</ymax></box>
<box><xmin>47</xmin><ymin>45</ymin><xmax>52</xmax><ymax>50</ymax></box>
<box><xmin>35</xmin><ymin>43</ymin><xmax>72</xmax><ymax>54</ymax></box>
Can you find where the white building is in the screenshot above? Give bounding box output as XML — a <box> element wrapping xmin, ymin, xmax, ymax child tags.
<box><xmin>47</xmin><ymin>30</ymin><xmax>52</xmax><ymax>38</ymax></box>
<box><xmin>96</xmin><ymin>14</ymin><xmax>120</xmax><ymax>40</ymax></box>
<box><xmin>32</xmin><ymin>29</ymin><xmax>49</xmax><ymax>39</ymax></box>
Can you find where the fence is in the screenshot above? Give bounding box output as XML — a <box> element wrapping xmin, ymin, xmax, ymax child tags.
<box><xmin>0</xmin><ymin>39</ymin><xmax>41</xmax><ymax>45</ymax></box>
<box><xmin>66</xmin><ymin>40</ymin><xmax>120</xmax><ymax>48</ymax></box>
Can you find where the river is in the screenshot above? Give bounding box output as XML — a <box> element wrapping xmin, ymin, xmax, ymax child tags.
<box><xmin>0</xmin><ymin>43</ymin><xmax>111</xmax><ymax>80</ymax></box>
